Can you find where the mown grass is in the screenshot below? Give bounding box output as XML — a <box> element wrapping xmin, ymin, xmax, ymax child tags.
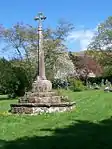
<box><xmin>0</xmin><ymin>90</ymin><xmax>112</xmax><ymax>149</ymax></box>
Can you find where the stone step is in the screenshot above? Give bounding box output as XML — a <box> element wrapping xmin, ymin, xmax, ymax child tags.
<box><xmin>11</xmin><ymin>102</ymin><xmax>76</xmax><ymax>107</ymax></box>
<box><xmin>28</xmin><ymin>96</ymin><xmax>62</xmax><ymax>103</ymax></box>
<box><xmin>19</xmin><ymin>95</ymin><xmax>69</xmax><ymax>104</ymax></box>
<box><xmin>10</xmin><ymin>102</ymin><xmax>76</xmax><ymax>114</ymax></box>
<box><xmin>27</xmin><ymin>91</ymin><xmax>58</xmax><ymax>97</ymax></box>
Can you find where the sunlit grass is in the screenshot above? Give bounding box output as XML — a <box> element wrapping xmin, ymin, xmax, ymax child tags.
<box><xmin>0</xmin><ymin>90</ymin><xmax>112</xmax><ymax>149</ymax></box>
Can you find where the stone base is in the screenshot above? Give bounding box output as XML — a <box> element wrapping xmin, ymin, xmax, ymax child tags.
<box><xmin>19</xmin><ymin>91</ymin><xmax>69</xmax><ymax>103</ymax></box>
<box><xmin>27</xmin><ymin>96</ymin><xmax>62</xmax><ymax>103</ymax></box>
<box><xmin>32</xmin><ymin>77</ymin><xmax>52</xmax><ymax>92</ymax></box>
<box><xmin>10</xmin><ymin>77</ymin><xmax>76</xmax><ymax>115</ymax></box>
<box><xmin>10</xmin><ymin>102</ymin><xmax>76</xmax><ymax>114</ymax></box>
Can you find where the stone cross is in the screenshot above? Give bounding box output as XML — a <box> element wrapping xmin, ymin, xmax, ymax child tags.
<box><xmin>34</xmin><ymin>12</ymin><xmax>46</xmax><ymax>80</ymax></box>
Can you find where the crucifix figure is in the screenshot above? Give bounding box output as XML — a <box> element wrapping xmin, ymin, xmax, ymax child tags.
<box><xmin>34</xmin><ymin>12</ymin><xmax>46</xmax><ymax>80</ymax></box>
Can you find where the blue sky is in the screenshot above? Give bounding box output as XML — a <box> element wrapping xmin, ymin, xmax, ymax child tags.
<box><xmin>0</xmin><ymin>0</ymin><xmax>112</xmax><ymax>57</ymax></box>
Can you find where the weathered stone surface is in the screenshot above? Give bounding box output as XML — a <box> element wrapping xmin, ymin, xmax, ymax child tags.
<box><xmin>11</xmin><ymin>106</ymin><xmax>33</xmax><ymax>114</ymax></box>
<box><xmin>12</xmin><ymin>90</ymin><xmax>75</xmax><ymax>115</ymax></box>
<box><xmin>11</xmin><ymin>102</ymin><xmax>76</xmax><ymax>114</ymax></box>
<box><xmin>29</xmin><ymin>92</ymin><xmax>57</xmax><ymax>97</ymax></box>
<box><xmin>19</xmin><ymin>93</ymin><xmax>69</xmax><ymax>104</ymax></box>
<box><xmin>28</xmin><ymin>96</ymin><xmax>62</xmax><ymax>103</ymax></box>
<box><xmin>32</xmin><ymin>77</ymin><xmax>52</xmax><ymax>92</ymax></box>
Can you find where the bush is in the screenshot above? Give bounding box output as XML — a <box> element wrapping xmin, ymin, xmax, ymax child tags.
<box><xmin>52</xmin><ymin>78</ymin><xmax>69</xmax><ymax>89</ymax></box>
<box><xmin>88</xmin><ymin>76</ymin><xmax>112</xmax><ymax>85</ymax></box>
<box><xmin>8</xmin><ymin>92</ymin><xmax>17</xmax><ymax>98</ymax></box>
<box><xmin>103</xmin><ymin>66</ymin><xmax>112</xmax><ymax>77</ymax></box>
<box><xmin>12</xmin><ymin>65</ymin><xmax>31</xmax><ymax>96</ymax></box>
<box><xmin>0</xmin><ymin>58</ymin><xmax>33</xmax><ymax>97</ymax></box>
<box><xmin>0</xmin><ymin>58</ymin><xmax>20</xmax><ymax>96</ymax></box>
<box><xmin>68</xmin><ymin>78</ymin><xmax>86</xmax><ymax>92</ymax></box>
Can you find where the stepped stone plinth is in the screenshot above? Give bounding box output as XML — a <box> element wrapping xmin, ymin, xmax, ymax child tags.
<box><xmin>10</xmin><ymin>88</ymin><xmax>76</xmax><ymax>114</ymax></box>
<box><xmin>11</xmin><ymin>102</ymin><xmax>75</xmax><ymax>114</ymax></box>
<box><xmin>10</xmin><ymin>12</ymin><xmax>76</xmax><ymax>114</ymax></box>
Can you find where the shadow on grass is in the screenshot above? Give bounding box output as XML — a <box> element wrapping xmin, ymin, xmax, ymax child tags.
<box><xmin>1</xmin><ymin>118</ymin><xmax>112</xmax><ymax>149</ymax></box>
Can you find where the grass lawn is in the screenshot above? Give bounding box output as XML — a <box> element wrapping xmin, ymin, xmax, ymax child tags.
<box><xmin>0</xmin><ymin>90</ymin><xmax>112</xmax><ymax>149</ymax></box>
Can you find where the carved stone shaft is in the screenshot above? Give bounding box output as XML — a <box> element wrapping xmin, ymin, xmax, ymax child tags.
<box><xmin>38</xmin><ymin>25</ymin><xmax>46</xmax><ymax>80</ymax></box>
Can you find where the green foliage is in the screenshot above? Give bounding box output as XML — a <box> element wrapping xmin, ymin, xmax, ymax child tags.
<box><xmin>11</xmin><ymin>59</ymin><xmax>36</xmax><ymax>95</ymax></box>
<box><xmin>52</xmin><ymin>78</ymin><xmax>68</xmax><ymax>89</ymax></box>
<box><xmin>88</xmin><ymin>17</ymin><xmax>112</xmax><ymax>80</ymax></box>
<box><xmin>68</xmin><ymin>78</ymin><xmax>86</xmax><ymax>92</ymax></box>
<box><xmin>12</xmin><ymin>65</ymin><xmax>30</xmax><ymax>96</ymax></box>
<box><xmin>103</xmin><ymin>65</ymin><xmax>112</xmax><ymax>77</ymax></box>
<box><xmin>0</xmin><ymin>58</ymin><xmax>33</xmax><ymax>96</ymax></box>
<box><xmin>0</xmin><ymin>21</ymin><xmax>74</xmax><ymax>81</ymax></box>
<box><xmin>88</xmin><ymin>16</ymin><xmax>112</xmax><ymax>67</ymax></box>
<box><xmin>88</xmin><ymin>76</ymin><xmax>112</xmax><ymax>85</ymax></box>
<box><xmin>0</xmin><ymin>58</ymin><xmax>19</xmax><ymax>95</ymax></box>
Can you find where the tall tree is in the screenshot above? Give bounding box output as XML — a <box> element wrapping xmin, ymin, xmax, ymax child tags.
<box><xmin>0</xmin><ymin>20</ymin><xmax>74</xmax><ymax>80</ymax></box>
<box><xmin>88</xmin><ymin>16</ymin><xmax>112</xmax><ymax>66</ymax></box>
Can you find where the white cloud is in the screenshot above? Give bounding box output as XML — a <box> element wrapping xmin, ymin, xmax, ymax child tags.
<box><xmin>67</xmin><ymin>28</ymin><xmax>96</xmax><ymax>51</ymax></box>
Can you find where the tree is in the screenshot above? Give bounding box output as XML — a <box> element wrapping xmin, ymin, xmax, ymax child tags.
<box><xmin>69</xmin><ymin>52</ymin><xmax>103</xmax><ymax>80</ymax></box>
<box><xmin>103</xmin><ymin>65</ymin><xmax>112</xmax><ymax>77</ymax></box>
<box><xmin>88</xmin><ymin>16</ymin><xmax>112</xmax><ymax>66</ymax></box>
<box><xmin>0</xmin><ymin>58</ymin><xmax>33</xmax><ymax>96</ymax></box>
<box><xmin>0</xmin><ymin>58</ymin><xmax>19</xmax><ymax>95</ymax></box>
<box><xmin>0</xmin><ymin>21</ymin><xmax>74</xmax><ymax>81</ymax></box>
